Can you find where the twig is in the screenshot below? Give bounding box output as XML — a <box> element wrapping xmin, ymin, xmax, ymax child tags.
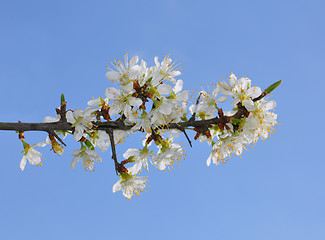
<box><xmin>48</xmin><ymin>130</ymin><xmax>66</xmax><ymax>146</ymax></box>
<box><xmin>107</xmin><ymin>128</ymin><xmax>127</xmax><ymax>175</ymax></box>
<box><xmin>181</xmin><ymin>127</ymin><xmax>192</xmax><ymax>147</ymax></box>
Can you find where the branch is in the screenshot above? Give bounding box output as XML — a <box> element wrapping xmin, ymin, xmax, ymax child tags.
<box><xmin>107</xmin><ymin>129</ymin><xmax>127</xmax><ymax>175</ymax></box>
<box><xmin>0</xmin><ymin>103</ymin><xmax>249</xmax><ymax>135</ymax></box>
<box><xmin>0</xmin><ymin>122</ymin><xmax>72</xmax><ymax>132</ymax></box>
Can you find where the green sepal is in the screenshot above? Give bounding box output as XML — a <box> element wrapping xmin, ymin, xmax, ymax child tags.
<box><xmin>167</xmin><ymin>92</ymin><xmax>176</xmax><ymax>100</ymax></box>
<box><xmin>120</xmin><ymin>172</ymin><xmax>133</xmax><ymax>183</ymax></box>
<box><xmin>159</xmin><ymin>140</ymin><xmax>170</xmax><ymax>153</ymax></box>
<box><xmin>140</xmin><ymin>110</ymin><xmax>148</xmax><ymax>119</ymax></box>
<box><xmin>198</xmin><ymin>111</ymin><xmax>206</xmax><ymax>120</ymax></box>
<box><xmin>231</xmin><ymin>119</ymin><xmax>241</xmax><ymax>125</ymax></box>
<box><xmin>211</xmin><ymin>125</ymin><xmax>221</xmax><ymax>132</ymax></box>
<box><xmin>85</xmin><ymin>140</ymin><xmax>95</xmax><ymax>150</ymax></box>
<box><xmin>153</xmin><ymin>98</ymin><xmax>163</xmax><ymax>109</ymax></box>
<box><xmin>21</xmin><ymin>139</ymin><xmax>31</xmax><ymax>151</ymax></box>
<box><xmin>147</xmin><ymin>77</ymin><xmax>153</xmax><ymax>83</ymax></box>
<box><xmin>140</xmin><ymin>145</ymin><xmax>149</xmax><ymax>154</ymax></box>
<box><xmin>99</xmin><ymin>97</ymin><xmax>105</xmax><ymax>105</ymax></box>
<box><xmin>180</xmin><ymin>113</ymin><xmax>188</xmax><ymax>122</ymax></box>
<box><xmin>238</xmin><ymin>118</ymin><xmax>246</xmax><ymax>130</ymax></box>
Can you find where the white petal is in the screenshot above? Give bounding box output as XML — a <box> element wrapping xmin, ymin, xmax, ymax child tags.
<box><xmin>109</xmin><ymin>104</ymin><xmax>122</xmax><ymax>116</ymax></box>
<box><xmin>154</xmin><ymin>56</ymin><xmax>160</xmax><ymax>67</ymax></box>
<box><xmin>87</xmin><ymin>98</ymin><xmax>101</xmax><ymax>106</ymax></box>
<box><xmin>176</xmin><ymin>90</ymin><xmax>188</xmax><ymax>102</ymax></box>
<box><xmin>86</xmin><ymin>150</ymin><xmax>102</xmax><ymax>162</ymax></box>
<box><xmin>247</xmin><ymin>86</ymin><xmax>262</xmax><ymax>99</ymax></box>
<box><xmin>105</xmin><ymin>87</ymin><xmax>120</xmax><ymax>99</ymax></box>
<box><xmin>129</xmin><ymin>56</ymin><xmax>139</xmax><ymax>66</ymax></box>
<box><xmin>206</xmin><ymin>153</ymin><xmax>212</xmax><ymax>166</ymax></box>
<box><xmin>27</xmin><ymin>149</ymin><xmax>42</xmax><ymax>165</ymax></box>
<box><xmin>70</xmin><ymin>157</ymin><xmax>79</xmax><ymax>169</ymax></box>
<box><xmin>20</xmin><ymin>155</ymin><xmax>27</xmax><ymax>171</ymax></box>
<box><xmin>212</xmin><ymin>86</ymin><xmax>220</xmax><ymax>99</ymax></box>
<box><xmin>112</xmin><ymin>179</ymin><xmax>122</xmax><ymax>193</ymax></box>
<box><xmin>243</xmin><ymin>99</ymin><xmax>257</xmax><ymax>111</ymax></box>
<box><xmin>189</xmin><ymin>104</ymin><xmax>197</xmax><ymax>114</ymax></box>
<box><xmin>43</xmin><ymin>116</ymin><xmax>58</xmax><ymax>123</ymax></box>
<box><xmin>261</xmin><ymin>100</ymin><xmax>276</xmax><ymax>111</ymax></box>
<box><xmin>245</xmin><ymin>117</ymin><xmax>259</xmax><ymax>130</ymax></box>
<box><xmin>129</xmin><ymin>97</ymin><xmax>142</xmax><ymax>107</ymax></box>
<box><xmin>128</xmin><ymin>161</ymin><xmax>142</xmax><ymax>175</ymax></box>
<box><xmin>36</xmin><ymin>141</ymin><xmax>47</xmax><ymax>147</ymax></box>
<box><xmin>121</xmin><ymin>82</ymin><xmax>133</xmax><ymax>93</ymax></box>
<box><xmin>123</xmin><ymin>148</ymin><xmax>140</xmax><ymax>159</ymax></box>
<box><xmin>215</xmin><ymin>95</ymin><xmax>228</xmax><ymax>103</ymax></box>
<box><xmin>173</xmin><ymin>80</ymin><xmax>183</xmax><ymax>94</ymax></box>
<box><xmin>229</xmin><ymin>74</ymin><xmax>237</xmax><ymax>86</ymax></box>
<box><xmin>72</xmin><ymin>149</ymin><xmax>81</xmax><ymax>156</ymax></box>
<box><xmin>83</xmin><ymin>107</ymin><xmax>97</xmax><ymax>116</ymax></box>
<box><xmin>106</xmin><ymin>71</ymin><xmax>120</xmax><ymax>82</ymax></box>
<box><xmin>159</xmin><ymin>102</ymin><xmax>172</xmax><ymax>115</ymax></box>
<box><xmin>157</xmin><ymin>84</ymin><xmax>173</xmax><ymax>95</ymax></box>
<box><xmin>66</xmin><ymin>111</ymin><xmax>75</xmax><ymax>124</ymax></box>
<box><xmin>74</xmin><ymin>130</ymin><xmax>83</xmax><ymax>142</ymax></box>
<box><xmin>73</xmin><ymin>109</ymin><xmax>83</xmax><ymax>118</ymax></box>
<box><xmin>46</xmin><ymin>136</ymin><xmax>51</xmax><ymax>145</ymax></box>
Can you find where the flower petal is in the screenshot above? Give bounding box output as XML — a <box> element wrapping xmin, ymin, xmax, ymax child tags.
<box><xmin>157</xmin><ymin>84</ymin><xmax>173</xmax><ymax>95</ymax></box>
<box><xmin>66</xmin><ymin>111</ymin><xmax>75</xmax><ymax>124</ymax></box>
<box><xmin>173</xmin><ymin>80</ymin><xmax>183</xmax><ymax>94</ymax></box>
<box><xmin>20</xmin><ymin>155</ymin><xmax>27</xmax><ymax>171</ymax></box>
<box><xmin>106</xmin><ymin>71</ymin><xmax>120</xmax><ymax>82</ymax></box>
<box><xmin>105</xmin><ymin>87</ymin><xmax>120</xmax><ymax>99</ymax></box>
<box><xmin>129</xmin><ymin>97</ymin><xmax>142</xmax><ymax>107</ymax></box>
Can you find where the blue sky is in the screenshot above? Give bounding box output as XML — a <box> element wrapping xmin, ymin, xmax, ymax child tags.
<box><xmin>0</xmin><ymin>0</ymin><xmax>324</xmax><ymax>239</ymax></box>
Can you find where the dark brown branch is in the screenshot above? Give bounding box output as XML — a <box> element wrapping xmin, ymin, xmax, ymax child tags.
<box><xmin>0</xmin><ymin>122</ymin><xmax>72</xmax><ymax>132</ymax></box>
<box><xmin>0</xmin><ymin>103</ymin><xmax>249</xmax><ymax>135</ymax></box>
<box><xmin>252</xmin><ymin>92</ymin><xmax>267</xmax><ymax>102</ymax></box>
<box><xmin>182</xmin><ymin>128</ymin><xmax>192</xmax><ymax>147</ymax></box>
<box><xmin>107</xmin><ymin>129</ymin><xmax>127</xmax><ymax>175</ymax></box>
<box><xmin>0</xmin><ymin>90</ymin><xmax>265</xmax><ymax>149</ymax></box>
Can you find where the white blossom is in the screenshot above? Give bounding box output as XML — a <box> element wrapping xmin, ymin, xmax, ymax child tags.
<box><xmin>20</xmin><ymin>141</ymin><xmax>46</xmax><ymax>171</ymax></box>
<box><xmin>71</xmin><ymin>147</ymin><xmax>102</xmax><ymax>171</ymax></box>
<box><xmin>66</xmin><ymin>107</ymin><xmax>97</xmax><ymax>141</ymax></box>
<box><xmin>123</xmin><ymin>146</ymin><xmax>155</xmax><ymax>174</ymax></box>
<box><xmin>113</xmin><ymin>174</ymin><xmax>147</xmax><ymax>199</ymax></box>
<box><xmin>151</xmin><ymin>56</ymin><xmax>181</xmax><ymax>86</ymax></box>
<box><xmin>105</xmin><ymin>87</ymin><xmax>142</xmax><ymax>121</ymax></box>
<box><xmin>152</xmin><ymin>143</ymin><xmax>184</xmax><ymax>170</ymax></box>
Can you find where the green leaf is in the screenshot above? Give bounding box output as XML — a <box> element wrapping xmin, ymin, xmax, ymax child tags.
<box><xmin>61</xmin><ymin>93</ymin><xmax>66</xmax><ymax>103</ymax></box>
<box><xmin>265</xmin><ymin>80</ymin><xmax>282</xmax><ymax>94</ymax></box>
<box><xmin>127</xmin><ymin>156</ymin><xmax>135</xmax><ymax>162</ymax></box>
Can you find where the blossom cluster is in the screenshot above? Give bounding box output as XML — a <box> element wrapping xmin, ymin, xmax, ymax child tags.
<box><xmin>18</xmin><ymin>54</ymin><xmax>280</xmax><ymax>199</ymax></box>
